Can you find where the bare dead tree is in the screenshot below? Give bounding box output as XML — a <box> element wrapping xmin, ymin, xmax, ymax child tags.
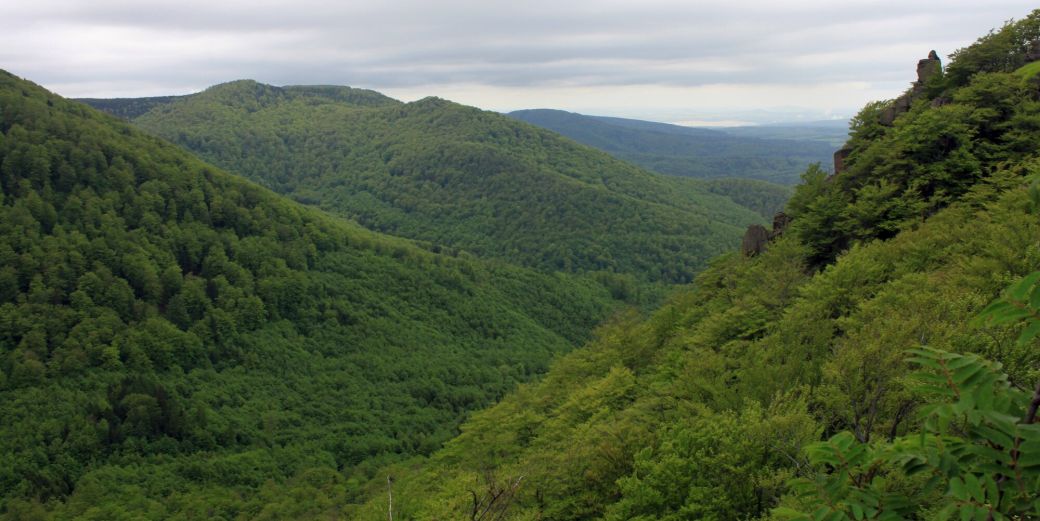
<box><xmin>387</xmin><ymin>475</ymin><xmax>393</xmax><ymax>521</ymax></box>
<box><xmin>469</xmin><ymin>468</ymin><xmax>524</xmax><ymax>521</ymax></box>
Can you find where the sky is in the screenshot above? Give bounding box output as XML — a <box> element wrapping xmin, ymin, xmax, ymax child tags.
<box><xmin>1</xmin><ymin>0</ymin><xmax>1036</xmax><ymax>125</ymax></box>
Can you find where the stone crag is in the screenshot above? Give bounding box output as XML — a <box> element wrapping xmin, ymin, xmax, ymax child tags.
<box><xmin>832</xmin><ymin>51</ymin><xmax>943</xmax><ymax>176</ymax></box>
<box><xmin>879</xmin><ymin>50</ymin><xmax>942</xmax><ymax>126</ymax></box>
<box><xmin>741</xmin><ymin>211</ymin><xmax>791</xmax><ymax>257</ymax></box>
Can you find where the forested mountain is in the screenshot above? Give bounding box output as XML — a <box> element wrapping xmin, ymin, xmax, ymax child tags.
<box><xmin>0</xmin><ymin>70</ymin><xmax>637</xmax><ymax>519</ymax></box>
<box><xmin>81</xmin><ymin>86</ymin><xmax>764</xmax><ymax>285</ymax></box>
<box><xmin>348</xmin><ymin>12</ymin><xmax>1040</xmax><ymax>520</ymax></box>
<box><xmin>507</xmin><ymin>108</ymin><xmax>836</xmax><ymax>184</ymax></box>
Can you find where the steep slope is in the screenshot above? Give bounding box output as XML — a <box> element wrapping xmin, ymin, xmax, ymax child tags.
<box><xmin>352</xmin><ymin>12</ymin><xmax>1040</xmax><ymax>520</ymax></box>
<box><xmin>508</xmin><ymin>108</ymin><xmax>835</xmax><ymax>184</ymax></box>
<box><xmin>84</xmin><ymin>85</ymin><xmax>764</xmax><ymax>284</ymax></box>
<box><xmin>0</xmin><ymin>70</ymin><xmax>626</xmax><ymax>519</ymax></box>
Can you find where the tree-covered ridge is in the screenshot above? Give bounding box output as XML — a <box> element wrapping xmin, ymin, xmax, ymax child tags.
<box><xmin>347</xmin><ymin>12</ymin><xmax>1040</xmax><ymax>520</ymax></box>
<box><xmin>75</xmin><ymin>81</ymin><xmax>399</xmax><ymax>121</ymax></box>
<box><xmin>507</xmin><ymin>108</ymin><xmax>836</xmax><ymax>185</ymax></box>
<box><xmin>790</xmin><ymin>10</ymin><xmax>1040</xmax><ymax>266</ymax></box>
<box><xmin>0</xmin><ymin>69</ymin><xmax>628</xmax><ymax>519</ymax></box>
<box><xmin>73</xmin><ymin>96</ymin><xmax>181</xmax><ymax>120</ymax></box>
<box><xmin>87</xmin><ymin>84</ymin><xmax>764</xmax><ymax>284</ymax></box>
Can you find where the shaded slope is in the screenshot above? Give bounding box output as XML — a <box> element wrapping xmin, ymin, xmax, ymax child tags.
<box><xmin>0</xmin><ymin>70</ymin><xmax>624</xmax><ymax>518</ymax></box>
<box><xmin>87</xmin><ymin>84</ymin><xmax>764</xmax><ymax>284</ymax></box>
<box><xmin>508</xmin><ymin>108</ymin><xmax>835</xmax><ymax>184</ymax></box>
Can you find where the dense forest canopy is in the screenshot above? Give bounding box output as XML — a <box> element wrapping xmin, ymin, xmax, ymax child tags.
<box><xmin>82</xmin><ymin>84</ymin><xmax>766</xmax><ymax>285</ymax></box>
<box><xmin>0</xmin><ymin>70</ymin><xmax>635</xmax><ymax>519</ymax></box>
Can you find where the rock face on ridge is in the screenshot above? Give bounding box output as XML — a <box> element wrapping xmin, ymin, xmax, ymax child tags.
<box><xmin>879</xmin><ymin>50</ymin><xmax>942</xmax><ymax>126</ymax></box>
<box><xmin>832</xmin><ymin>51</ymin><xmax>943</xmax><ymax>175</ymax></box>
<box><xmin>741</xmin><ymin>211</ymin><xmax>792</xmax><ymax>256</ymax></box>
<box><xmin>833</xmin><ymin>146</ymin><xmax>852</xmax><ymax>175</ymax></box>
<box><xmin>741</xmin><ymin>225</ymin><xmax>771</xmax><ymax>257</ymax></box>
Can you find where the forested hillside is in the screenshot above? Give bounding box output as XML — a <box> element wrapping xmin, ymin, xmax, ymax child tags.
<box><xmin>0</xmin><ymin>70</ymin><xmax>634</xmax><ymax>519</ymax></box>
<box><xmin>700</xmin><ymin>177</ymin><xmax>792</xmax><ymax>220</ymax></box>
<box><xmin>82</xmin><ymin>85</ymin><xmax>764</xmax><ymax>284</ymax></box>
<box><xmin>508</xmin><ymin>109</ymin><xmax>835</xmax><ymax>184</ymax></box>
<box><xmin>352</xmin><ymin>12</ymin><xmax>1040</xmax><ymax>520</ymax></box>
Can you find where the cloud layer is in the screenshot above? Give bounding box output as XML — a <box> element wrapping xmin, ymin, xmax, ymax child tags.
<box><xmin>1</xmin><ymin>0</ymin><xmax>1034</xmax><ymax>122</ymax></box>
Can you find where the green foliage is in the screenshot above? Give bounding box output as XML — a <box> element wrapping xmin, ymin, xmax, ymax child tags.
<box><xmin>944</xmin><ymin>10</ymin><xmax>1040</xmax><ymax>88</ymax></box>
<box><xmin>71</xmin><ymin>96</ymin><xmax>181</xmax><ymax>120</ymax></box>
<box><xmin>85</xmin><ymin>84</ymin><xmax>764</xmax><ymax>284</ymax></box>
<box><xmin>0</xmin><ymin>70</ymin><xmax>627</xmax><ymax>518</ymax></box>
<box><xmin>701</xmin><ymin>177</ymin><xmax>793</xmax><ymax>220</ymax></box>
<box><xmin>785</xmin><ymin>341</ymin><xmax>1040</xmax><ymax>520</ymax></box>
<box><xmin>1014</xmin><ymin>60</ymin><xmax>1040</xmax><ymax>80</ymax></box>
<box><xmin>976</xmin><ymin>271</ymin><xmax>1040</xmax><ymax>346</ymax></box>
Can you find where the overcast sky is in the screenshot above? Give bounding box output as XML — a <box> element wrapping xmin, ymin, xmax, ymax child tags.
<box><xmin>1</xmin><ymin>1</ymin><xmax>1035</xmax><ymax>124</ymax></box>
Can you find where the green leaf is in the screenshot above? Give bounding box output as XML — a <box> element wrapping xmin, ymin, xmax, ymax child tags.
<box><xmin>1018</xmin><ymin>448</ymin><xmax>1040</xmax><ymax>468</ymax></box>
<box><xmin>1010</xmin><ymin>272</ymin><xmax>1040</xmax><ymax>301</ymax></box>
<box><xmin>949</xmin><ymin>477</ymin><xmax>967</xmax><ymax>500</ymax></box>
<box><xmin>1030</xmin><ymin>285</ymin><xmax>1040</xmax><ymax>310</ymax></box>
<box><xmin>1016</xmin><ymin>319</ymin><xmax>1040</xmax><ymax>346</ymax></box>
<box><xmin>964</xmin><ymin>474</ymin><xmax>984</xmax><ymax>502</ymax></box>
<box><xmin>983</xmin><ymin>475</ymin><xmax>998</xmax><ymax>504</ymax></box>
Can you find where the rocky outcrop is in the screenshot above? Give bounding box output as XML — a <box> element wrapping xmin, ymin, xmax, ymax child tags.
<box><xmin>742</xmin><ymin>212</ymin><xmax>793</xmax><ymax>257</ymax></box>
<box><xmin>741</xmin><ymin>225</ymin><xmax>770</xmax><ymax>257</ymax></box>
<box><xmin>915</xmin><ymin>51</ymin><xmax>943</xmax><ymax>90</ymax></box>
<box><xmin>833</xmin><ymin>145</ymin><xmax>852</xmax><ymax>175</ymax></box>
<box><xmin>880</xmin><ymin>50</ymin><xmax>942</xmax><ymax>126</ymax></box>
<box><xmin>770</xmin><ymin>212</ymin><xmax>792</xmax><ymax>239</ymax></box>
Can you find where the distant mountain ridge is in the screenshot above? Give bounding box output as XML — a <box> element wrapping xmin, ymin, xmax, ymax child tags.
<box><xmin>84</xmin><ymin>81</ymin><xmax>767</xmax><ymax>284</ymax></box>
<box><xmin>508</xmin><ymin>108</ymin><xmax>839</xmax><ymax>184</ymax></box>
<box><xmin>76</xmin><ymin>81</ymin><xmax>398</xmax><ymax>120</ymax></box>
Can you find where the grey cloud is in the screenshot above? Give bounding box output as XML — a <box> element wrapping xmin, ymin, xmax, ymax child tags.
<box><xmin>0</xmin><ymin>0</ymin><xmax>1035</xmax><ymax>116</ymax></box>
